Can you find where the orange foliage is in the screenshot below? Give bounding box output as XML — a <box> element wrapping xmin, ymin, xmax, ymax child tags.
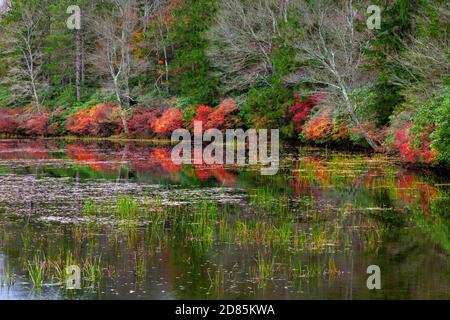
<box><xmin>303</xmin><ymin>112</ymin><xmax>333</xmax><ymax>141</ymax></box>
<box><xmin>203</xmin><ymin>99</ymin><xmax>241</xmax><ymax>131</ymax></box>
<box><xmin>152</xmin><ymin>108</ymin><xmax>184</xmax><ymax>136</ymax></box>
<box><xmin>65</xmin><ymin>103</ymin><xmax>121</xmax><ymax>137</ymax></box>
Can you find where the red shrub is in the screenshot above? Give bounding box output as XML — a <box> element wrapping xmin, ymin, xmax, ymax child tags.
<box><xmin>152</xmin><ymin>108</ymin><xmax>184</xmax><ymax>136</ymax></box>
<box><xmin>392</xmin><ymin>123</ymin><xmax>436</xmax><ymax>163</ymax></box>
<box><xmin>204</xmin><ymin>99</ymin><xmax>240</xmax><ymax>131</ymax></box>
<box><xmin>351</xmin><ymin>121</ymin><xmax>386</xmax><ymax>145</ymax></box>
<box><xmin>19</xmin><ymin>113</ymin><xmax>51</xmax><ymax>136</ymax></box>
<box><xmin>303</xmin><ymin>112</ymin><xmax>333</xmax><ymax>141</ymax></box>
<box><xmin>127</xmin><ymin>107</ymin><xmax>161</xmax><ymax>138</ymax></box>
<box><xmin>290</xmin><ymin>93</ymin><xmax>326</xmax><ymax>133</ymax></box>
<box><xmin>66</xmin><ymin>103</ymin><xmax>120</xmax><ymax>136</ymax></box>
<box><xmin>0</xmin><ymin>108</ymin><xmax>20</xmax><ymax>134</ymax></box>
<box><xmin>192</xmin><ymin>105</ymin><xmax>212</xmax><ymax>127</ymax></box>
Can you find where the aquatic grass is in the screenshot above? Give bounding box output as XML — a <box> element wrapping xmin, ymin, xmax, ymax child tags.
<box><xmin>326</xmin><ymin>257</ymin><xmax>339</xmax><ymax>276</ymax></box>
<box><xmin>116</xmin><ymin>196</ymin><xmax>141</xmax><ymax>219</ymax></box>
<box><xmin>135</xmin><ymin>254</ymin><xmax>146</xmax><ymax>284</ymax></box>
<box><xmin>207</xmin><ymin>266</ymin><xmax>225</xmax><ymax>296</ymax></box>
<box><xmin>255</xmin><ymin>252</ymin><xmax>275</xmax><ymax>286</ymax></box>
<box><xmin>274</xmin><ymin>223</ymin><xmax>292</xmax><ymax>244</ymax></box>
<box><xmin>82</xmin><ymin>256</ymin><xmax>103</xmax><ymax>288</ymax></box>
<box><xmin>27</xmin><ymin>255</ymin><xmax>46</xmax><ymax>289</ymax></box>
<box><xmin>82</xmin><ymin>198</ymin><xmax>97</xmax><ymax>216</ymax></box>
<box><xmin>0</xmin><ymin>263</ymin><xmax>15</xmax><ymax>289</ymax></box>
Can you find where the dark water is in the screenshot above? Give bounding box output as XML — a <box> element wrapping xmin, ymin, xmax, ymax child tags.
<box><xmin>0</xmin><ymin>139</ymin><xmax>448</xmax><ymax>300</ymax></box>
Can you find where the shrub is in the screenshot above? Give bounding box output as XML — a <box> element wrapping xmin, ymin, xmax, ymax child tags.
<box><xmin>19</xmin><ymin>113</ymin><xmax>51</xmax><ymax>136</ymax></box>
<box><xmin>0</xmin><ymin>107</ymin><xmax>19</xmax><ymax>135</ymax></box>
<box><xmin>191</xmin><ymin>105</ymin><xmax>213</xmax><ymax>128</ymax></box>
<box><xmin>240</xmin><ymin>84</ymin><xmax>293</xmax><ymax>137</ymax></box>
<box><xmin>290</xmin><ymin>93</ymin><xmax>326</xmax><ymax>133</ymax></box>
<box><xmin>152</xmin><ymin>108</ymin><xmax>184</xmax><ymax>137</ymax></box>
<box><xmin>392</xmin><ymin>122</ymin><xmax>437</xmax><ymax>164</ymax></box>
<box><xmin>204</xmin><ymin>99</ymin><xmax>241</xmax><ymax>131</ymax></box>
<box><xmin>411</xmin><ymin>91</ymin><xmax>450</xmax><ymax>165</ymax></box>
<box><xmin>65</xmin><ymin>103</ymin><xmax>120</xmax><ymax>136</ymax></box>
<box><xmin>303</xmin><ymin>112</ymin><xmax>334</xmax><ymax>141</ymax></box>
<box><xmin>127</xmin><ymin>107</ymin><xmax>163</xmax><ymax>138</ymax></box>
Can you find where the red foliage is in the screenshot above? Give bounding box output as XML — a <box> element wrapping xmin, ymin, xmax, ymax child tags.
<box><xmin>303</xmin><ymin>112</ymin><xmax>334</xmax><ymax>140</ymax></box>
<box><xmin>290</xmin><ymin>93</ymin><xmax>326</xmax><ymax>133</ymax></box>
<box><xmin>152</xmin><ymin>108</ymin><xmax>184</xmax><ymax>136</ymax></box>
<box><xmin>392</xmin><ymin>123</ymin><xmax>436</xmax><ymax>163</ymax></box>
<box><xmin>203</xmin><ymin>99</ymin><xmax>241</xmax><ymax>131</ymax></box>
<box><xmin>351</xmin><ymin>121</ymin><xmax>386</xmax><ymax>145</ymax></box>
<box><xmin>20</xmin><ymin>113</ymin><xmax>50</xmax><ymax>136</ymax></box>
<box><xmin>127</xmin><ymin>107</ymin><xmax>160</xmax><ymax>138</ymax></box>
<box><xmin>0</xmin><ymin>108</ymin><xmax>20</xmax><ymax>134</ymax></box>
<box><xmin>66</xmin><ymin>103</ymin><xmax>120</xmax><ymax>136</ymax></box>
<box><xmin>0</xmin><ymin>107</ymin><xmax>53</xmax><ymax>136</ymax></box>
<box><xmin>191</xmin><ymin>106</ymin><xmax>213</xmax><ymax>134</ymax></box>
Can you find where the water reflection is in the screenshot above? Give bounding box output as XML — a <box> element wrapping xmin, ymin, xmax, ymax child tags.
<box><xmin>0</xmin><ymin>139</ymin><xmax>448</xmax><ymax>300</ymax></box>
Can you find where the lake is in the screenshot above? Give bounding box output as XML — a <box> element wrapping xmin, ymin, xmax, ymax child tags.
<box><xmin>0</xmin><ymin>139</ymin><xmax>448</xmax><ymax>299</ymax></box>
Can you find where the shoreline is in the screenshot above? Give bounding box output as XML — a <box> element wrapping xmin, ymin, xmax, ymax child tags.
<box><xmin>1</xmin><ymin>135</ymin><xmax>449</xmax><ymax>174</ymax></box>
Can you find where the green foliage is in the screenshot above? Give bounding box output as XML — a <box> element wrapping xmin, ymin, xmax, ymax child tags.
<box><xmin>0</xmin><ymin>87</ymin><xmax>11</xmax><ymax>106</ymax></box>
<box><xmin>241</xmin><ymin>82</ymin><xmax>294</xmax><ymax>138</ymax></box>
<box><xmin>411</xmin><ymin>90</ymin><xmax>450</xmax><ymax>165</ymax></box>
<box><xmin>366</xmin><ymin>0</ymin><xmax>419</xmax><ymax>126</ymax></box>
<box><xmin>169</xmin><ymin>0</ymin><xmax>219</xmax><ymax>105</ymax></box>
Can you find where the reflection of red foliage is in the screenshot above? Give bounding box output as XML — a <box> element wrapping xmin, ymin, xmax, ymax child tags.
<box><xmin>392</xmin><ymin>123</ymin><xmax>436</xmax><ymax>163</ymax></box>
<box><xmin>65</xmin><ymin>144</ymin><xmax>120</xmax><ymax>173</ymax></box>
<box><xmin>194</xmin><ymin>167</ymin><xmax>213</xmax><ymax>180</ymax></box>
<box><xmin>395</xmin><ymin>173</ymin><xmax>438</xmax><ymax>218</ymax></box>
<box><xmin>150</xmin><ymin>148</ymin><xmax>181</xmax><ymax>173</ymax></box>
<box><xmin>66</xmin><ymin>103</ymin><xmax>120</xmax><ymax>136</ymax></box>
<box><xmin>0</xmin><ymin>139</ymin><xmax>50</xmax><ymax>160</ymax></box>
<box><xmin>152</xmin><ymin>108</ymin><xmax>183</xmax><ymax>137</ymax></box>
<box><xmin>290</xmin><ymin>93</ymin><xmax>326</xmax><ymax>133</ymax></box>
<box><xmin>204</xmin><ymin>99</ymin><xmax>241</xmax><ymax>131</ymax></box>
<box><xmin>194</xmin><ymin>163</ymin><xmax>237</xmax><ymax>186</ymax></box>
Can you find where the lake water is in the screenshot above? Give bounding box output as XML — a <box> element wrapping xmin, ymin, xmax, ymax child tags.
<box><xmin>0</xmin><ymin>139</ymin><xmax>448</xmax><ymax>300</ymax></box>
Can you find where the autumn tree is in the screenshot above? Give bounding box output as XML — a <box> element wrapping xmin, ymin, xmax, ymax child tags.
<box><xmin>89</xmin><ymin>0</ymin><xmax>146</xmax><ymax>134</ymax></box>
<box><xmin>0</xmin><ymin>0</ymin><xmax>49</xmax><ymax>112</ymax></box>
<box><xmin>285</xmin><ymin>0</ymin><xmax>381</xmax><ymax>151</ymax></box>
<box><xmin>208</xmin><ymin>0</ymin><xmax>291</xmax><ymax>93</ymax></box>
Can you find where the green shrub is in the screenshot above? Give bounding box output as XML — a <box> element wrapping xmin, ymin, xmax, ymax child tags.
<box><xmin>411</xmin><ymin>90</ymin><xmax>450</xmax><ymax>165</ymax></box>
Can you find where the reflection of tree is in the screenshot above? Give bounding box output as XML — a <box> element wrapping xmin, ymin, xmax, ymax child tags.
<box><xmin>0</xmin><ymin>139</ymin><xmax>51</xmax><ymax>160</ymax></box>
<box><xmin>65</xmin><ymin>144</ymin><xmax>120</xmax><ymax>174</ymax></box>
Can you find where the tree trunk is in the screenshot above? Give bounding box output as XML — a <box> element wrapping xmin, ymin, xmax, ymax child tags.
<box><xmin>341</xmin><ymin>85</ymin><xmax>380</xmax><ymax>152</ymax></box>
<box><xmin>75</xmin><ymin>29</ymin><xmax>82</xmax><ymax>102</ymax></box>
<box><xmin>120</xmin><ymin>107</ymin><xmax>129</xmax><ymax>135</ymax></box>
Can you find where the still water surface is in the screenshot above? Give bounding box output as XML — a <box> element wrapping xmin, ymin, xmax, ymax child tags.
<box><xmin>0</xmin><ymin>139</ymin><xmax>448</xmax><ymax>299</ymax></box>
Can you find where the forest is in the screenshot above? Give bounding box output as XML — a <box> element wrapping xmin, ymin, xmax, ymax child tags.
<box><xmin>0</xmin><ymin>0</ymin><xmax>448</xmax><ymax>165</ymax></box>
